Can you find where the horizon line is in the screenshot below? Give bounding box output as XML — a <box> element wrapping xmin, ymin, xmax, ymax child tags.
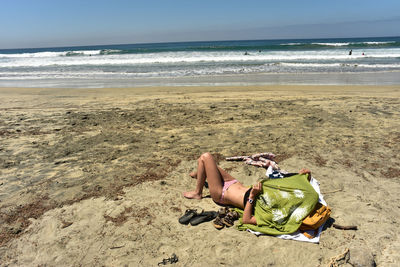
<box><xmin>1</xmin><ymin>35</ymin><xmax>399</xmax><ymax>51</ymax></box>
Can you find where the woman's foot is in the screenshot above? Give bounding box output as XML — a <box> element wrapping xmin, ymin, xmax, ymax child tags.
<box><xmin>183</xmin><ymin>191</ymin><xmax>202</xmax><ymax>199</ymax></box>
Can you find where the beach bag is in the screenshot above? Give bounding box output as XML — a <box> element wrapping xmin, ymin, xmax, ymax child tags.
<box><xmin>299</xmin><ymin>202</ymin><xmax>331</xmax><ymax>239</ymax></box>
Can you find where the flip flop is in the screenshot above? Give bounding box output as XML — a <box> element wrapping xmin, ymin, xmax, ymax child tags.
<box><xmin>178</xmin><ymin>209</ymin><xmax>199</xmax><ymax>225</ymax></box>
<box><xmin>189</xmin><ymin>211</ymin><xmax>218</xmax><ymax>226</ymax></box>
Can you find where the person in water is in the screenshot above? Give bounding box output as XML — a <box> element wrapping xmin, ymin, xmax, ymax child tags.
<box><xmin>184</xmin><ymin>152</ymin><xmax>311</xmax><ymax>225</ymax></box>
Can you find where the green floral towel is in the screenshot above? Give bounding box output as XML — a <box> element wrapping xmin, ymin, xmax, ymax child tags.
<box><xmin>236</xmin><ymin>174</ymin><xmax>319</xmax><ymax>235</ymax></box>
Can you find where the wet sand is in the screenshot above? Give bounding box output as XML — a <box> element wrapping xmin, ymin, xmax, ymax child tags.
<box><xmin>0</xmin><ymin>85</ymin><xmax>399</xmax><ymax>266</ymax></box>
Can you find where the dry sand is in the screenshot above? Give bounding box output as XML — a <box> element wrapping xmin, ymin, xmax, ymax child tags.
<box><xmin>0</xmin><ymin>85</ymin><xmax>399</xmax><ymax>266</ymax></box>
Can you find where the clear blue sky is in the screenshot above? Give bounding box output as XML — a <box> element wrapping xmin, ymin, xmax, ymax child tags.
<box><xmin>1</xmin><ymin>0</ymin><xmax>399</xmax><ymax>49</ymax></box>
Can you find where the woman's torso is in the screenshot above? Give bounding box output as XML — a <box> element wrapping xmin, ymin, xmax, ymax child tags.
<box><xmin>223</xmin><ymin>182</ymin><xmax>249</xmax><ymax>209</ymax></box>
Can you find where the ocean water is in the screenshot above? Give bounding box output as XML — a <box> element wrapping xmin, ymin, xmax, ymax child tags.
<box><xmin>1</xmin><ymin>36</ymin><xmax>400</xmax><ymax>87</ymax></box>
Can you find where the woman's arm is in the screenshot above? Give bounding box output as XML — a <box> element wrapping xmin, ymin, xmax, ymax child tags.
<box><xmin>242</xmin><ymin>182</ymin><xmax>262</xmax><ymax>225</ymax></box>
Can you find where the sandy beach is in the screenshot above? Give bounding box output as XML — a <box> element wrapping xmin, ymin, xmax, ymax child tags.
<box><xmin>0</xmin><ymin>85</ymin><xmax>399</xmax><ymax>266</ymax></box>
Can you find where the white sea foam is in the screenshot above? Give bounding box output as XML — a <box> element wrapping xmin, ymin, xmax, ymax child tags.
<box><xmin>2</xmin><ymin>49</ymin><xmax>400</xmax><ymax>68</ymax></box>
<box><xmin>100</xmin><ymin>49</ymin><xmax>123</xmax><ymax>54</ymax></box>
<box><xmin>0</xmin><ymin>51</ymin><xmax>64</xmax><ymax>58</ymax></box>
<box><xmin>282</xmin><ymin>41</ymin><xmax>396</xmax><ymax>46</ymax></box>
<box><xmin>312</xmin><ymin>42</ymin><xmax>350</xmax><ymax>46</ymax></box>
<box><xmin>65</xmin><ymin>50</ymin><xmax>102</xmax><ymax>56</ymax></box>
<box><xmin>311</xmin><ymin>41</ymin><xmax>395</xmax><ymax>46</ymax></box>
<box><xmin>0</xmin><ymin>50</ymin><xmax>102</xmax><ymax>58</ymax></box>
<box><xmin>279</xmin><ymin>62</ymin><xmax>400</xmax><ymax>69</ymax></box>
<box><xmin>363</xmin><ymin>41</ymin><xmax>395</xmax><ymax>45</ymax></box>
<box><xmin>1</xmin><ymin>39</ymin><xmax>399</xmax><ymax>86</ymax></box>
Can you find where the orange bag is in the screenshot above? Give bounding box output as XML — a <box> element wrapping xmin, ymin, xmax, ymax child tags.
<box><xmin>299</xmin><ymin>202</ymin><xmax>331</xmax><ymax>238</ymax></box>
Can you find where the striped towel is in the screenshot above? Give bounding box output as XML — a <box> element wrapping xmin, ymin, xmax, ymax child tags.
<box><xmin>226</xmin><ymin>152</ymin><xmax>279</xmax><ymax>169</ymax></box>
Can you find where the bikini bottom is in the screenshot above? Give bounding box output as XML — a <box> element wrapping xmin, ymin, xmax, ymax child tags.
<box><xmin>219</xmin><ymin>179</ymin><xmax>238</xmax><ymax>204</ymax></box>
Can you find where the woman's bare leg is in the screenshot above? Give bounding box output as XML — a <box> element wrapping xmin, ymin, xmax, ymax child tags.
<box><xmin>184</xmin><ymin>152</ymin><xmax>235</xmax><ymax>202</ymax></box>
<box><xmin>184</xmin><ymin>156</ymin><xmax>207</xmax><ymax>199</ymax></box>
<box><xmin>189</xmin><ymin>166</ymin><xmax>235</xmax><ymax>181</ymax></box>
<box><xmin>217</xmin><ymin>166</ymin><xmax>236</xmax><ymax>182</ymax></box>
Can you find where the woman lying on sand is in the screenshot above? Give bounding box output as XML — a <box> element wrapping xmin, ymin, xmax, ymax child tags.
<box><xmin>184</xmin><ymin>152</ymin><xmax>312</xmax><ymax>225</ymax></box>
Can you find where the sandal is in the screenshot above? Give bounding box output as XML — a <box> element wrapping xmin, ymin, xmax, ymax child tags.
<box><xmin>212</xmin><ymin>215</ymin><xmax>225</xmax><ymax>230</ymax></box>
<box><xmin>158</xmin><ymin>253</ymin><xmax>178</xmax><ymax>265</ymax></box>
<box><xmin>218</xmin><ymin>207</ymin><xmax>230</xmax><ymax>216</ymax></box>
<box><xmin>212</xmin><ymin>207</ymin><xmax>230</xmax><ymax>230</ymax></box>
<box><xmin>189</xmin><ymin>211</ymin><xmax>218</xmax><ymax>226</ymax></box>
<box><xmin>178</xmin><ymin>209</ymin><xmax>200</xmax><ymax>225</ymax></box>
<box><xmin>222</xmin><ymin>210</ymin><xmax>239</xmax><ymax>227</ymax></box>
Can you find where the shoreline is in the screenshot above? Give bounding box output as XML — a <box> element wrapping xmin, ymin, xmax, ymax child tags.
<box><xmin>1</xmin><ymin>85</ymin><xmax>399</xmax><ymax>100</ymax></box>
<box><xmin>0</xmin><ymin>84</ymin><xmax>399</xmax><ymax>266</ymax></box>
<box><xmin>1</xmin><ymin>71</ymin><xmax>399</xmax><ymax>88</ymax></box>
